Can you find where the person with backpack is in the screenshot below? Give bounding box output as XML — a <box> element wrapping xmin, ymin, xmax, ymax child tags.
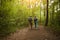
<box><xmin>28</xmin><ymin>16</ymin><xmax>33</xmax><ymax>29</ymax></box>
<box><xmin>34</xmin><ymin>16</ymin><xmax>38</xmax><ymax>29</ymax></box>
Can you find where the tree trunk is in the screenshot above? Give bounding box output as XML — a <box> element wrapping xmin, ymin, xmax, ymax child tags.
<box><xmin>45</xmin><ymin>0</ymin><xmax>48</xmax><ymax>26</ymax></box>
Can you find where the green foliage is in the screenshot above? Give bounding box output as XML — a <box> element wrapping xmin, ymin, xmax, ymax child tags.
<box><xmin>0</xmin><ymin>0</ymin><xmax>29</xmax><ymax>36</ymax></box>
<box><xmin>0</xmin><ymin>0</ymin><xmax>60</xmax><ymax>37</ymax></box>
<box><xmin>48</xmin><ymin>0</ymin><xmax>60</xmax><ymax>34</ymax></box>
<box><xmin>0</xmin><ymin>0</ymin><xmax>41</xmax><ymax>36</ymax></box>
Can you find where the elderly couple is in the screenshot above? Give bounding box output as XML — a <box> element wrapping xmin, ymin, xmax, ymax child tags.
<box><xmin>28</xmin><ymin>16</ymin><xmax>38</xmax><ymax>29</ymax></box>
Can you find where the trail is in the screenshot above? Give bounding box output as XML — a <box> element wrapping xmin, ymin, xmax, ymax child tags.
<box><xmin>3</xmin><ymin>25</ymin><xmax>57</xmax><ymax>40</ymax></box>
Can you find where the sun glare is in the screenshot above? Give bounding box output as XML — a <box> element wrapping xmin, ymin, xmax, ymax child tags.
<box><xmin>26</xmin><ymin>0</ymin><xmax>36</xmax><ymax>3</ymax></box>
<box><xmin>18</xmin><ymin>0</ymin><xmax>41</xmax><ymax>8</ymax></box>
<box><xmin>25</xmin><ymin>0</ymin><xmax>40</xmax><ymax>8</ymax></box>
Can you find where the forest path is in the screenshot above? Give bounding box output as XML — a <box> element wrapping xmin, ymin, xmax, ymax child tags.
<box><xmin>3</xmin><ymin>25</ymin><xmax>57</xmax><ymax>40</ymax></box>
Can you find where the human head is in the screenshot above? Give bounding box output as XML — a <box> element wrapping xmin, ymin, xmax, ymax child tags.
<box><xmin>34</xmin><ymin>16</ymin><xmax>36</xmax><ymax>18</ymax></box>
<box><xmin>29</xmin><ymin>16</ymin><xmax>32</xmax><ymax>17</ymax></box>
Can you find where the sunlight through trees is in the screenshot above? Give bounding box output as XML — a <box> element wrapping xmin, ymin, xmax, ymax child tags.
<box><xmin>0</xmin><ymin>0</ymin><xmax>60</xmax><ymax>37</ymax></box>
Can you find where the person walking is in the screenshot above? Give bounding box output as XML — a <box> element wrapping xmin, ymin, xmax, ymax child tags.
<box><xmin>28</xmin><ymin>16</ymin><xmax>33</xmax><ymax>29</ymax></box>
<box><xmin>34</xmin><ymin>16</ymin><xmax>38</xmax><ymax>29</ymax></box>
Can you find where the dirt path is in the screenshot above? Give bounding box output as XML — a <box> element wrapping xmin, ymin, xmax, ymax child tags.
<box><xmin>3</xmin><ymin>25</ymin><xmax>57</xmax><ymax>40</ymax></box>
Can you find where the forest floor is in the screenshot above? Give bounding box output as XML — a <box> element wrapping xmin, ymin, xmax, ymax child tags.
<box><xmin>2</xmin><ymin>25</ymin><xmax>59</xmax><ymax>40</ymax></box>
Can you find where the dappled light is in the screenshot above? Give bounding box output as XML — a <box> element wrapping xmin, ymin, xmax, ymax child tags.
<box><xmin>0</xmin><ymin>0</ymin><xmax>60</xmax><ymax>40</ymax></box>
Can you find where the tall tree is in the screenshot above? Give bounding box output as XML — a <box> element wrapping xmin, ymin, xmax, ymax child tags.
<box><xmin>45</xmin><ymin>0</ymin><xmax>49</xmax><ymax>26</ymax></box>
